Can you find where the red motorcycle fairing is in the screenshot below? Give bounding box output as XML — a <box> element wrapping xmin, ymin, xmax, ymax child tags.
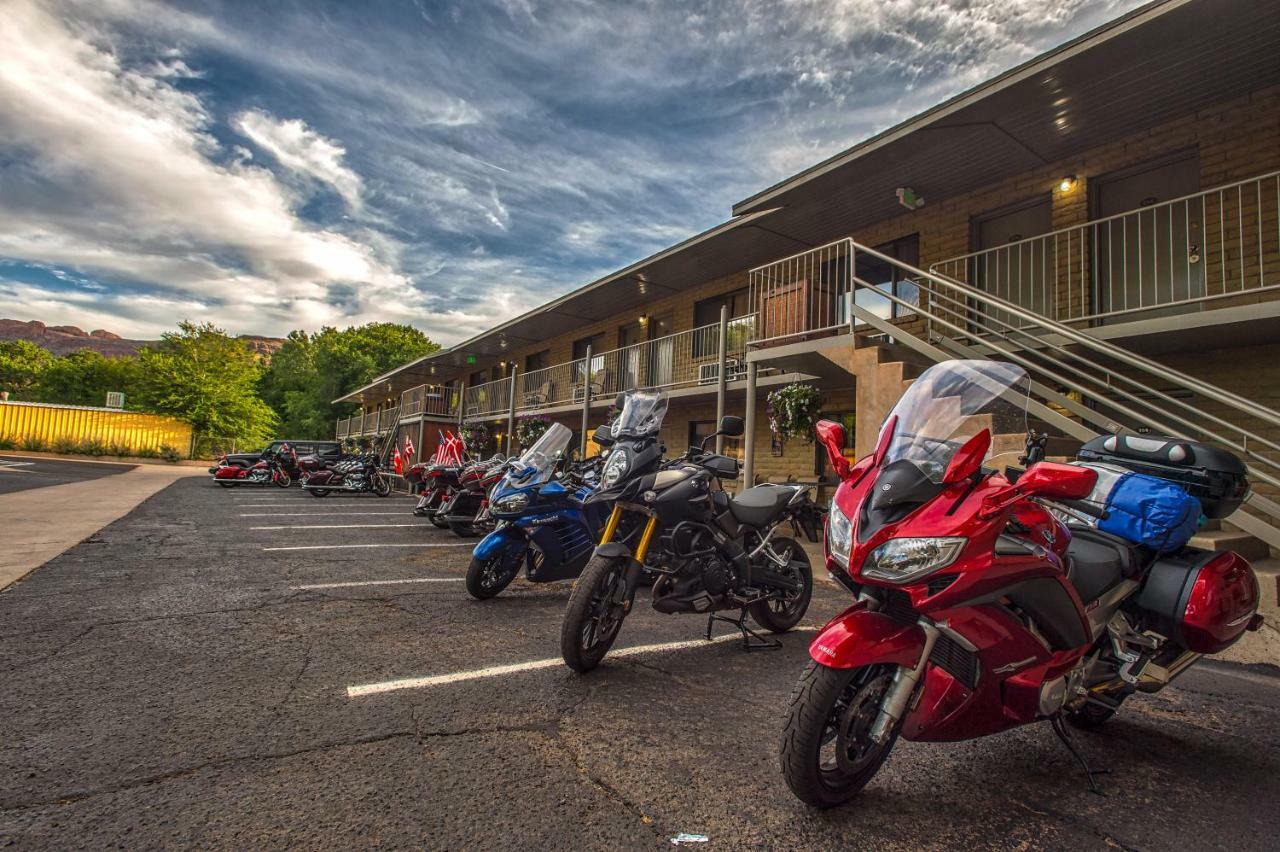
<box><xmin>809</xmin><ymin>602</ymin><xmax>926</xmax><ymax>670</ymax></box>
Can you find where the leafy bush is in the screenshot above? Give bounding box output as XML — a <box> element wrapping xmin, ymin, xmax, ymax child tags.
<box><xmin>515</xmin><ymin>414</ymin><xmax>552</xmax><ymax>448</ymax></box>
<box><xmin>52</xmin><ymin>436</ymin><xmax>79</xmax><ymax>454</ymax></box>
<box><xmin>158</xmin><ymin>444</ymin><xmax>182</xmax><ymax>463</ymax></box>
<box><xmin>20</xmin><ymin>435</ymin><xmax>48</xmax><ymax>452</ymax></box>
<box><xmin>82</xmin><ymin>438</ymin><xmax>108</xmax><ymax>456</ymax></box>
<box><xmin>0</xmin><ymin>433</ymin><xmax>15</xmax><ymax>450</ymax></box>
<box><xmin>108</xmin><ymin>441</ymin><xmax>131</xmax><ymax>457</ymax></box>
<box><xmin>134</xmin><ymin>446</ymin><xmax>161</xmax><ymax>459</ymax></box>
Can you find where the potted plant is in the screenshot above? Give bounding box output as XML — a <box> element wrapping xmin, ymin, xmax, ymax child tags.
<box><xmin>766</xmin><ymin>383</ymin><xmax>824</xmax><ymax>443</ymax></box>
<box><xmin>460</xmin><ymin>423</ymin><xmax>490</xmax><ymax>456</ymax></box>
<box><xmin>515</xmin><ymin>414</ymin><xmax>552</xmax><ymax>448</ymax></box>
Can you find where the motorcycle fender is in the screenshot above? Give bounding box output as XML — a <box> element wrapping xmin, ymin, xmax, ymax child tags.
<box><xmin>594</xmin><ymin>542</ymin><xmax>634</xmax><ymax>559</ymax></box>
<box><xmin>588</xmin><ymin>542</ymin><xmax>644</xmax><ymax>611</ymax></box>
<box><xmin>473</xmin><ymin>525</ymin><xmax>526</xmax><ymax>562</ymax></box>
<box><xmin>809</xmin><ymin>605</ymin><xmax>927</xmax><ymax>670</ymax></box>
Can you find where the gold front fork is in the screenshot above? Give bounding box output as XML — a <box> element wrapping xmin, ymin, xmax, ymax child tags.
<box><xmin>633</xmin><ymin>516</ymin><xmax>660</xmax><ymax>562</ymax></box>
<box><xmin>599</xmin><ymin>505</ymin><xmax>623</xmax><ymax>544</ymax></box>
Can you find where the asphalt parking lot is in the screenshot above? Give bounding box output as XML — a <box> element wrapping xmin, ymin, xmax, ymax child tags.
<box><xmin>1</xmin><ymin>478</ymin><xmax>1278</xmax><ymax>850</ymax></box>
<box><xmin>0</xmin><ymin>454</ymin><xmax>135</xmax><ymax>495</ymax></box>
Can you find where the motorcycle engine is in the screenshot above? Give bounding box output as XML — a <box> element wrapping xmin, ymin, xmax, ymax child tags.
<box><xmin>347</xmin><ymin>474</ymin><xmax>366</xmax><ymax>489</ymax></box>
<box><xmin>700</xmin><ymin>555</ymin><xmax>736</xmax><ymax>597</ymax></box>
<box><xmin>651</xmin><ymin>555</ymin><xmax>737</xmax><ymax>614</ymax></box>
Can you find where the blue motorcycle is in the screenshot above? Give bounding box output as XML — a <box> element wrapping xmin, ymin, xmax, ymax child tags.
<box><xmin>465</xmin><ymin>423</ymin><xmax>613</xmax><ymax>600</ymax></box>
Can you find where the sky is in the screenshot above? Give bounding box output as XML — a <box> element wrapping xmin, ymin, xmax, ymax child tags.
<box><xmin>0</xmin><ymin>0</ymin><xmax>1143</xmax><ymax>344</ymax></box>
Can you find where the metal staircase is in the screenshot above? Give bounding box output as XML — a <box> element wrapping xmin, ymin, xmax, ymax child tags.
<box><xmin>747</xmin><ymin>238</ymin><xmax>1280</xmax><ymax>552</ymax></box>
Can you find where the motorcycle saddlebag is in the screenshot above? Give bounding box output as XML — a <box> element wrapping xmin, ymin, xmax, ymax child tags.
<box><xmin>1076</xmin><ymin>434</ymin><xmax>1248</xmax><ymax>519</ymax></box>
<box><xmin>1135</xmin><ymin>549</ymin><xmax>1260</xmax><ymax>653</ymax></box>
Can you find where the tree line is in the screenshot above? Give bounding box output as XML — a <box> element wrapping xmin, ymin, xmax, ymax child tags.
<box><xmin>0</xmin><ymin>321</ymin><xmax>439</xmax><ymax>447</ymax></box>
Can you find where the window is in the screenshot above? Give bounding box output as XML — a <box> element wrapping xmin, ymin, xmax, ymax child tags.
<box><xmin>692</xmin><ymin>288</ymin><xmax>752</xmax><ymax>358</ymax></box>
<box><xmin>688</xmin><ymin>420</ymin><xmax>742</xmax><ymax>457</ymax></box>
<box><xmin>468</xmin><ymin>369</ymin><xmax>487</xmax><ymax>388</ymax></box>
<box><xmin>852</xmin><ymin>234</ymin><xmax>920</xmax><ymax>321</ymax></box>
<box><xmin>572</xmin><ymin>333</ymin><xmax>606</xmax><ymax>360</ymax></box>
<box><xmin>524</xmin><ymin>350</ymin><xmax>550</xmax><ymax>374</ymax></box>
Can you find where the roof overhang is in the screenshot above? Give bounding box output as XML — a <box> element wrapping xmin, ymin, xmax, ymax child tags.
<box><xmin>728</xmin><ymin>0</ymin><xmax>1280</xmax><ymax>244</ymax></box>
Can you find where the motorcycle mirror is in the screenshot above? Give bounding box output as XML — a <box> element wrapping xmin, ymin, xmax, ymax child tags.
<box><xmin>717</xmin><ymin>415</ymin><xmax>744</xmax><ymax>438</ymax></box>
<box><xmin>592</xmin><ymin>424</ymin><xmax>615</xmax><ymax>448</ymax></box>
<box><xmin>1017</xmin><ymin>461</ymin><xmax>1097</xmax><ymax>500</ymax></box>
<box><xmin>814</xmin><ymin>419</ymin><xmax>850</xmax><ymax>480</ymax></box>
<box><xmin>941</xmin><ymin>429</ymin><xmax>991</xmax><ymax>484</ymax></box>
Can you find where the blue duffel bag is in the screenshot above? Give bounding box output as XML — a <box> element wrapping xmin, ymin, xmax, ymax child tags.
<box><xmin>1086</xmin><ymin>466</ymin><xmax>1202</xmax><ymax>552</ymax></box>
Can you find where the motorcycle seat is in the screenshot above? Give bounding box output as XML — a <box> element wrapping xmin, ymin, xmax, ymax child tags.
<box><xmin>1064</xmin><ymin>527</ymin><xmax>1142</xmax><ymax>603</ymax></box>
<box><xmin>729</xmin><ymin>484</ymin><xmax>802</xmax><ymax>528</ymax></box>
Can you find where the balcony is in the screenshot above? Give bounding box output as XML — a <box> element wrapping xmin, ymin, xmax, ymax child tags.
<box><xmin>336</xmin><ymin>383</ymin><xmax>460</xmax><ymax>439</ymax></box>
<box><xmin>931</xmin><ymin>170</ymin><xmax>1280</xmax><ymax>326</ymax></box>
<box><xmin>459</xmin><ymin>316</ymin><xmax>755</xmax><ymax>423</ymax></box>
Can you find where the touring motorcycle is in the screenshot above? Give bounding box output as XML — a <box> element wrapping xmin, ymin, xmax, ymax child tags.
<box><xmin>302</xmin><ymin>452</ymin><xmax>391</xmax><ymax>497</ymax></box>
<box><xmin>779</xmin><ymin>359</ymin><xmax>1263</xmax><ymax>807</ymax></box>
<box><xmin>466</xmin><ymin>423</ymin><xmax>617</xmax><ymax>599</ymax></box>
<box><xmin>438</xmin><ymin>454</ymin><xmax>513</xmax><ymax>537</ymax></box>
<box><xmin>560</xmin><ymin>390</ymin><xmax>819</xmax><ymax>673</ymax></box>
<box><xmin>211</xmin><ymin>445</ymin><xmax>297</xmax><ymax>488</ymax></box>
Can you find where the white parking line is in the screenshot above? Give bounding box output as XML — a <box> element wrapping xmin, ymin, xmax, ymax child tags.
<box><xmin>263</xmin><ymin>543</ymin><xmax>473</xmax><ymax>552</ymax></box>
<box><xmin>239</xmin><ymin>512</ymin><xmax>411</xmax><ymax>517</ymax></box>
<box><xmin>346</xmin><ymin>630</ymin><xmax>818</xmax><ymax>697</ymax></box>
<box><xmin>293</xmin><ymin>578</ymin><xmax>465</xmax><ymax>590</ymax></box>
<box><xmin>250</xmin><ymin>523</ymin><xmax>420</xmax><ymax>530</ymax></box>
<box><xmin>0</xmin><ymin>460</ymin><xmax>35</xmax><ymax>469</ymax></box>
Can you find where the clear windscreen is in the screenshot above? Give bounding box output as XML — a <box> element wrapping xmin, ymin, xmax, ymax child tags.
<box><xmin>615</xmin><ymin>390</ymin><xmax>668</xmax><ymax>437</ymax></box>
<box><xmin>516</xmin><ymin>422</ymin><xmax>572</xmax><ymax>480</ymax></box>
<box><xmin>881</xmin><ymin>360</ymin><xmax>1030</xmax><ymax>483</ymax></box>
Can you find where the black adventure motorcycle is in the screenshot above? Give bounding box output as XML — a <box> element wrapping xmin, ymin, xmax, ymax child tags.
<box><xmin>560</xmin><ymin>390</ymin><xmax>820</xmax><ymax>673</ymax></box>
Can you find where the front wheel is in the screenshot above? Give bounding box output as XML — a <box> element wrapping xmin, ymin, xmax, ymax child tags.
<box><xmin>372</xmin><ymin>474</ymin><xmax>392</xmax><ymax>497</ymax></box>
<box><xmin>274</xmin><ymin>472</ymin><xmax>292</xmax><ymax>488</ymax></box>
<box><xmin>560</xmin><ymin>555</ymin><xmax>631</xmax><ymax>673</ymax></box>
<box><xmin>466</xmin><ymin>548</ymin><xmax>524</xmax><ymax>599</ymax></box>
<box><xmin>749</xmin><ymin>537</ymin><xmax>813</xmax><ymax>633</ymax></box>
<box><xmin>780</xmin><ymin>661</ymin><xmax>899</xmax><ymax>808</ymax></box>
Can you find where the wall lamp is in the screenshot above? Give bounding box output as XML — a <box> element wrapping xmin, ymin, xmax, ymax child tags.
<box><xmin>1059</xmin><ymin>175</ymin><xmax>1079</xmax><ymax>193</ymax></box>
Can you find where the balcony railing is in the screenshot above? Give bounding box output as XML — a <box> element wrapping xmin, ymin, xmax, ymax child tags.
<box><xmin>453</xmin><ymin>317</ymin><xmax>756</xmax><ymax>423</ymax></box>
<box><xmin>400</xmin><ymin>383</ymin><xmax>460</xmax><ymax>419</ymax></box>
<box><xmin>931</xmin><ymin>170</ymin><xmax>1280</xmax><ymax>324</ymax></box>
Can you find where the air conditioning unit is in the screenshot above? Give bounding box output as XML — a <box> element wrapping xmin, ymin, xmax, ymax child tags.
<box><xmin>105</xmin><ymin>391</ymin><xmax>125</xmax><ymax>409</ymax></box>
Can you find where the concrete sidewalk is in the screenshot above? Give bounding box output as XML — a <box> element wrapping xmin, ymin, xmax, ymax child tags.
<box><xmin>0</xmin><ymin>464</ymin><xmax>204</xmax><ymax>591</ymax></box>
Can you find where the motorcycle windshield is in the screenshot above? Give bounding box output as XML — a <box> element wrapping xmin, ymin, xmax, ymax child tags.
<box><xmin>880</xmin><ymin>359</ymin><xmax>1030</xmax><ymax>483</ymax></box>
<box><xmin>614</xmin><ymin>390</ymin><xmax>668</xmax><ymax>437</ymax></box>
<box><xmin>515</xmin><ymin>422</ymin><xmax>572</xmax><ymax>484</ymax></box>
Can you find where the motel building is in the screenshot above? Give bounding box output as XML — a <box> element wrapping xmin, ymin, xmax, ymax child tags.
<box><xmin>336</xmin><ymin>0</ymin><xmax>1280</xmax><ymax>558</ymax></box>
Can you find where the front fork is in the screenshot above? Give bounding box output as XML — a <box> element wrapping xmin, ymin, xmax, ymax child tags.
<box><xmin>598</xmin><ymin>506</ymin><xmax>659</xmax><ymax>611</ymax></box>
<box><xmin>870</xmin><ymin>620</ymin><xmax>941</xmax><ymax>744</ymax></box>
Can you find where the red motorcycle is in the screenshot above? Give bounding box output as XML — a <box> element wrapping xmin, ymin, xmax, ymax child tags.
<box><xmin>438</xmin><ymin>454</ymin><xmax>511</xmax><ymax>537</ymax></box>
<box><xmin>405</xmin><ymin>460</ymin><xmax>465</xmax><ymax>528</ymax></box>
<box><xmin>212</xmin><ymin>446</ymin><xmax>296</xmax><ymax>488</ymax></box>
<box><xmin>780</xmin><ymin>359</ymin><xmax>1263</xmax><ymax>807</ymax></box>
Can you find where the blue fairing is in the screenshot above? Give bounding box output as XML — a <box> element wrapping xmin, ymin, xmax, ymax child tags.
<box><xmin>474</xmin><ymin>524</ymin><xmax>528</xmax><ymax>561</ymax></box>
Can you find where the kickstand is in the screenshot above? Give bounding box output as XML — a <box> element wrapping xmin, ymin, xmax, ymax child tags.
<box><xmin>705</xmin><ymin>608</ymin><xmax>782</xmax><ymax>651</ymax></box>
<box><xmin>1050</xmin><ymin>714</ymin><xmax>1111</xmax><ymax>796</ymax></box>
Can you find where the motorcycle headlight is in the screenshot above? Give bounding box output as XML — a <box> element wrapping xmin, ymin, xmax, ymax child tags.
<box><xmin>862</xmin><ymin>537</ymin><xmax>966</xmax><ymax>584</ymax></box>
<box><xmin>601</xmin><ymin>449</ymin><xmax>629</xmax><ymax>488</ymax></box>
<box><xmin>827</xmin><ymin>501</ymin><xmax>853</xmax><ymax>569</ymax></box>
<box><xmin>494</xmin><ymin>493</ymin><xmax>529</xmax><ymax>514</ymax></box>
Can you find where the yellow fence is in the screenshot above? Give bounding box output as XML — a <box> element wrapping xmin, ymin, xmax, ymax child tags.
<box><xmin>0</xmin><ymin>401</ymin><xmax>192</xmax><ymax>456</ymax></box>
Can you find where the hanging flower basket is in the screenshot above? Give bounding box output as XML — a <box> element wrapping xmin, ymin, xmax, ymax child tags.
<box><xmin>766</xmin><ymin>383</ymin><xmax>824</xmax><ymax>443</ymax></box>
<box><xmin>460</xmin><ymin>423</ymin><xmax>490</xmax><ymax>456</ymax></box>
<box><xmin>515</xmin><ymin>414</ymin><xmax>552</xmax><ymax>448</ymax></box>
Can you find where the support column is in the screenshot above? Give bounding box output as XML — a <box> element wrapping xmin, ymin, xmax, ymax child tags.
<box><xmin>743</xmin><ymin>360</ymin><xmax>758</xmax><ymax>487</ymax></box>
<box><xmin>417</xmin><ymin>418</ymin><xmax>425</xmax><ymax>466</ymax></box>
<box><xmin>579</xmin><ymin>345</ymin><xmax>593</xmax><ymax>457</ymax></box>
<box><xmin>507</xmin><ymin>366</ymin><xmax>518</xmax><ymax>456</ymax></box>
<box><xmin>715</xmin><ymin>304</ymin><xmax>728</xmax><ymax>454</ymax></box>
<box><xmin>456</xmin><ymin>381</ymin><xmax>467</xmax><ymax>430</ymax></box>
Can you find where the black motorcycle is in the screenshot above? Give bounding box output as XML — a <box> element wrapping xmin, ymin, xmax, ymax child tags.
<box><xmin>301</xmin><ymin>452</ymin><xmax>391</xmax><ymax>497</ymax></box>
<box><xmin>560</xmin><ymin>390</ymin><xmax>819</xmax><ymax>673</ymax></box>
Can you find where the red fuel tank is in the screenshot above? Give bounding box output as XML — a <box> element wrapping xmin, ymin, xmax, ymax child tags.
<box><xmin>1136</xmin><ymin>549</ymin><xmax>1260</xmax><ymax>653</ymax></box>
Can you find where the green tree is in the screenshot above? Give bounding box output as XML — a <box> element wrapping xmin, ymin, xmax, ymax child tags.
<box><xmin>259</xmin><ymin>322</ymin><xmax>438</xmax><ymax>439</ymax></box>
<box><xmin>0</xmin><ymin>340</ymin><xmax>53</xmax><ymax>397</ymax></box>
<box><xmin>135</xmin><ymin>321</ymin><xmax>277</xmax><ymax>445</ymax></box>
<box><xmin>32</xmin><ymin>350</ymin><xmax>141</xmax><ymax>407</ymax></box>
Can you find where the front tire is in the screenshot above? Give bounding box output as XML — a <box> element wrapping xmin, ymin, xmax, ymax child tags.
<box><xmin>749</xmin><ymin>537</ymin><xmax>813</xmax><ymax>633</ymax></box>
<box><xmin>780</xmin><ymin>661</ymin><xmax>899</xmax><ymax>808</ymax></box>
<box><xmin>372</xmin><ymin>474</ymin><xmax>391</xmax><ymax>497</ymax></box>
<box><xmin>560</xmin><ymin>555</ymin><xmax>630</xmax><ymax>673</ymax></box>
<box><xmin>274</xmin><ymin>473</ymin><xmax>292</xmax><ymax>488</ymax></box>
<box><xmin>466</xmin><ymin>549</ymin><xmax>523</xmax><ymax>599</ymax></box>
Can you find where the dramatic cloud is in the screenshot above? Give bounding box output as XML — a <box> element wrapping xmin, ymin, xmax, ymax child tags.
<box><xmin>0</xmin><ymin>0</ymin><xmax>1141</xmax><ymax>340</ymax></box>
